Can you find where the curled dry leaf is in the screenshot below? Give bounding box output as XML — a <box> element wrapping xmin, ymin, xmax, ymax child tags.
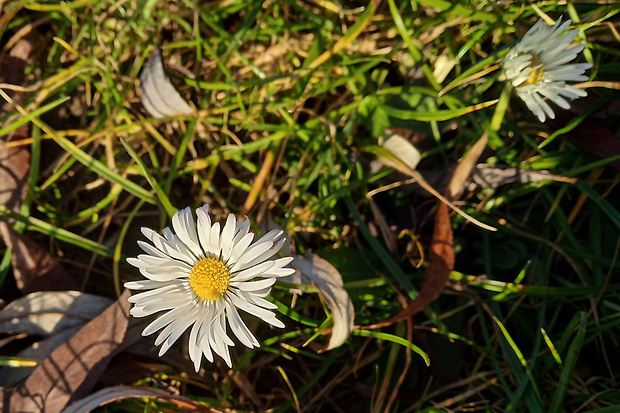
<box><xmin>472</xmin><ymin>164</ymin><xmax>577</xmax><ymax>189</ymax></box>
<box><xmin>0</xmin><ymin>222</ymin><xmax>79</xmax><ymax>294</ymax></box>
<box><xmin>9</xmin><ymin>291</ymin><xmax>131</xmax><ymax>412</ymax></box>
<box><xmin>140</xmin><ymin>49</ymin><xmax>194</xmax><ymax>118</ymax></box>
<box><xmin>64</xmin><ymin>385</ymin><xmax>220</xmax><ymax>413</ymax></box>
<box><xmin>286</xmin><ymin>253</ymin><xmax>354</xmax><ymax>350</ymax></box>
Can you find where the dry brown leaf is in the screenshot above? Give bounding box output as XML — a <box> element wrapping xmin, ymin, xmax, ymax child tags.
<box><xmin>0</xmin><ymin>39</ymin><xmax>31</xmax><ymax>214</ymax></box>
<box><xmin>472</xmin><ymin>164</ymin><xmax>578</xmax><ymax>189</ymax></box>
<box><xmin>367</xmin><ymin>132</ymin><xmax>488</xmax><ymax>328</ymax></box>
<box><xmin>0</xmin><ymin>146</ymin><xmax>29</xmax><ymax>213</ymax></box>
<box><xmin>446</xmin><ymin>131</ymin><xmax>489</xmax><ymax>199</ymax></box>
<box><xmin>0</xmin><ymin>291</ymin><xmax>113</xmax><ymax>386</ymax></box>
<box><xmin>1</xmin><ymin>38</ymin><xmax>31</xmax><ymax>113</ymax></box>
<box><xmin>140</xmin><ymin>49</ymin><xmax>194</xmax><ymax>118</ymax></box>
<box><xmin>8</xmin><ymin>291</ymin><xmax>130</xmax><ymax>412</ymax></box>
<box><xmin>287</xmin><ymin>253</ymin><xmax>355</xmax><ymax>350</ymax></box>
<box><xmin>0</xmin><ymin>331</ymin><xmax>82</xmax><ymax>387</ymax></box>
<box><xmin>64</xmin><ymin>385</ymin><xmax>220</xmax><ymax>413</ymax></box>
<box><xmin>0</xmin><ymin>291</ymin><xmax>112</xmax><ymax>337</ymax></box>
<box><xmin>0</xmin><ymin>222</ymin><xmax>79</xmax><ymax>293</ymax></box>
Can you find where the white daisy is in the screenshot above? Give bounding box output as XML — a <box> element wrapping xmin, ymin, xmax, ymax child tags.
<box><xmin>124</xmin><ymin>205</ymin><xmax>294</xmax><ymax>371</ymax></box>
<box><xmin>502</xmin><ymin>17</ymin><xmax>592</xmax><ymax>122</ymax></box>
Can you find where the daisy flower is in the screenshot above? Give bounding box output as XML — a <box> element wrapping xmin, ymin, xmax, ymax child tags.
<box><xmin>502</xmin><ymin>17</ymin><xmax>592</xmax><ymax>122</ymax></box>
<box><xmin>124</xmin><ymin>205</ymin><xmax>294</xmax><ymax>371</ymax></box>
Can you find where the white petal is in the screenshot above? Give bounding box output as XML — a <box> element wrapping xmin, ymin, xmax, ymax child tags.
<box><xmin>196</xmin><ymin>206</ymin><xmax>212</xmax><ymax>256</ymax></box>
<box><xmin>163</xmin><ymin>227</ymin><xmax>198</xmax><ymax>262</ymax></box>
<box><xmin>225</xmin><ymin>299</ymin><xmax>259</xmax><ymax>348</ymax></box>
<box><xmin>142</xmin><ymin>227</ymin><xmax>195</xmax><ymax>265</ymax></box>
<box><xmin>208</xmin><ymin>222</ymin><xmax>221</xmax><ymax>257</ymax></box>
<box><xmin>229</xmin><ymin>291</ymin><xmax>284</xmax><ymax>328</ymax></box>
<box><xmin>233</xmin><ymin>277</ymin><xmax>276</xmax><ymax>292</ymax></box>
<box><xmin>156</xmin><ymin>306</ymin><xmax>200</xmax><ymax>355</ymax></box>
<box><xmin>172</xmin><ymin>207</ymin><xmax>203</xmax><ymax>259</ymax></box>
<box><xmin>229</xmin><ymin>233</ymin><xmax>254</xmax><ymax>263</ymax></box>
<box><xmin>124</xmin><ymin>279</ymin><xmax>177</xmax><ymax>290</ymax></box>
<box><xmin>142</xmin><ymin>303</ymin><xmax>193</xmax><ymax>336</ymax></box>
<box><xmin>231</xmin><ymin>260</ymin><xmax>275</xmax><ymax>283</ymax></box>
<box><xmin>139</xmin><ymin>266</ymin><xmax>188</xmax><ymax>282</ymax></box>
<box><xmin>188</xmin><ymin>319</ymin><xmax>203</xmax><ymax>371</ymax></box>
<box><xmin>233</xmin><ymin>218</ymin><xmax>251</xmax><ymax>244</ymax></box>
<box><xmin>236</xmin><ymin>238</ymin><xmax>286</xmax><ymax>273</ymax></box>
<box><xmin>220</xmin><ymin>214</ymin><xmax>236</xmax><ymax>262</ymax></box>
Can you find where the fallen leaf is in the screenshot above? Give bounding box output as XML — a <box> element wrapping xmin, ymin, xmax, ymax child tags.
<box><xmin>446</xmin><ymin>131</ymin><xmax>488</xmax><ymax>199</ymax></box>
<box><xmin>64</xmin><ymin>385</ymin><xmax>219</xmax><ymax>413</ymax></box>
<box><xmin>472</xmin><ymin>164</ymin><xmax>577</xmax><ymax>189</ymax></box>
<box><xmin>367</xmin><ymin>132</ymin><xmax>488</xmax><ymax>328</ymax></box>
<box><xmin>140</xmin><ymin>49</ymin><xmax>194</xmax><ymax>118</ymax></box>
<box><xmin>288</xmin><ymin>253</ymin><xmax>355</xmax><ymax>350</ymax></box>
<box><xmin>0</xmin><ymin>145</ymin><xmax>29</xmax><ymax>213</ymax></box>
<box><xmin>0</xmin><ymin>39</ymin><xmax>31</xmax><ymax>214</ymax></box>
<box><xmin>0</xmin><ymin>291</ymin><xmax>112</xmax><ymax>336</ymax></box>
<box><xmin>0</xmin><ymin>292</ymin><xmax>113</xmax><ymax>386</ymax></box>
<box><xmin>0</xmin><ymin>222</ymin><xmax>79</xmax><ymax>293</ymax></box>
<box><xmin>0</xmin><ymin>38</ymin><xmax>31</xmax><ymax>113</ymax></box>
<box><xmin>0</xmin><ymin>330</ymin><xmax>82</xmax><ymax>387</ymax></box>
<box><xmin>8</xmin><ymin>291</ymin><xmax>130</xmax><ymax>412</ymax></box>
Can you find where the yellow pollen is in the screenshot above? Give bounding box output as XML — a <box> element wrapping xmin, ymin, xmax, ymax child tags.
<box><xmin>189</xmin><ymin>257</ymin><xmax>231</xmax><ymax>301</ymax></box>
<box><xmin>520</xmin><ymin>55</ymin><xmax>544</xmax><ymax>86</ymax></box>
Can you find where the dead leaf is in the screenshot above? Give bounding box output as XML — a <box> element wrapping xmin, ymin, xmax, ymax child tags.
<box><xmin>0</xmin><ymin>222</ymin><xmax>79</xmax><ymax>293</ymax></box>
<box><xmin>64</xmin><ymin>385</ymin><xmax>220</xmax><ymax>413</ymax></box>
<box><xmin>366</xmin><ymin>132</ymin><xmax>487</xmax><ymax>329</ymax></box>
<box><xmin>0</xmin><ymin>146</ymin><xmax>29</xmax><ymax>213</ymax></box>
<box><xmin>472</xmin><ymin>164</ymin><xmax>577</xmax><ymax>189</ymax></box>
<box><xmin>0</xmin><ymin>291</ymin><xmax>113</xmax><ymax>386</ymax></box>
<box><xmin>140</xmin><ymin>49</ymin><xmax>194</xmax><ymax>118</ymax></box>
<box><xmin>0</xmin><ymin>39</ymin><xmax>31</xmax><ymax>212</ymax></box>
<box><xmin>287</xmin><ymin>253</ymin><xmax>354</xmax><ymax>350</ymax></box>
<box><xmin>0</xmin><ymin>329</ymin><xmax>83</xmax><ymax>387</ymax></box>
<box><xmin>0</xmin><ymin>291</ymin><xmax>112</xmax><ymax>337</ymax></box>
<box><xmin>446</xmin><ymin>131</ymin><xmax>489</xmax><ymax>199</ymax></box>
<box><xmin>0</xmin><ymin>38</ymin><xmax>31</xmax><ymax>113</ymax></box>
<box><xmin>8</xmin><ymin>291</ymin><xmax>130</xmax><ymax>412</ymax></box>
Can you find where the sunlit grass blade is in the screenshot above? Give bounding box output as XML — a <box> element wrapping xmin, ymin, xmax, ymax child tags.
<box><xmin>120</xmin><ymin>138</ymin><xmax>176</xmax><ymax>217</ymax></box>
<box><xmin>352</xmin><ymin>329</ymin><xmax>430</xmax><ymax>366</ymax></box>
<box><xmin>0</xmin><ymin>356</ymin><xmax>38</xmax><ymax>367</ymax></box>
<box><xmin>383</xmin><ymin>99</ymin><xmax>498</xmax><ymax>121</ymax></box>
<box><xmin>548</xmin><ymin>312</ymin><xmax>587</xmax><ymax>413</ymax></box>
<box><xmin>492</xmin><ymin>315</ymin><xmax>542</xmax><ymax>407</ymax></box>
<box><xmin>541</xmin><ymin>328</ymin><xmax>562</xmax><ymax>366</ymax></box>
<box><xmin>0</xmin><ymin>96</ymin><xmax>69</xmax><ymax>138</ymax></box>
<box><xmin>0</xmin><ymin>204</ymin><xmax>114</xmax><ymax>257</ymax></box>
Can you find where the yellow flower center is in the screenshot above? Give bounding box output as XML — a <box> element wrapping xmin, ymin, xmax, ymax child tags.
<box><xmin>520</xmin><ymin>55</ymin><xmax>544</xmax><ymax>86</ymax></box>
<box><xmin>189</xmin><ymin>257</ymin><xmax>231</xmax><ymax>301</ymax></box>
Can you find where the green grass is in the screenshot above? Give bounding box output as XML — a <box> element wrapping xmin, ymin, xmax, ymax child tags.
<box><xmin>1</xmin><ymin>0</ymin><xmax>620</xmax><ymax>411</ymax></box>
